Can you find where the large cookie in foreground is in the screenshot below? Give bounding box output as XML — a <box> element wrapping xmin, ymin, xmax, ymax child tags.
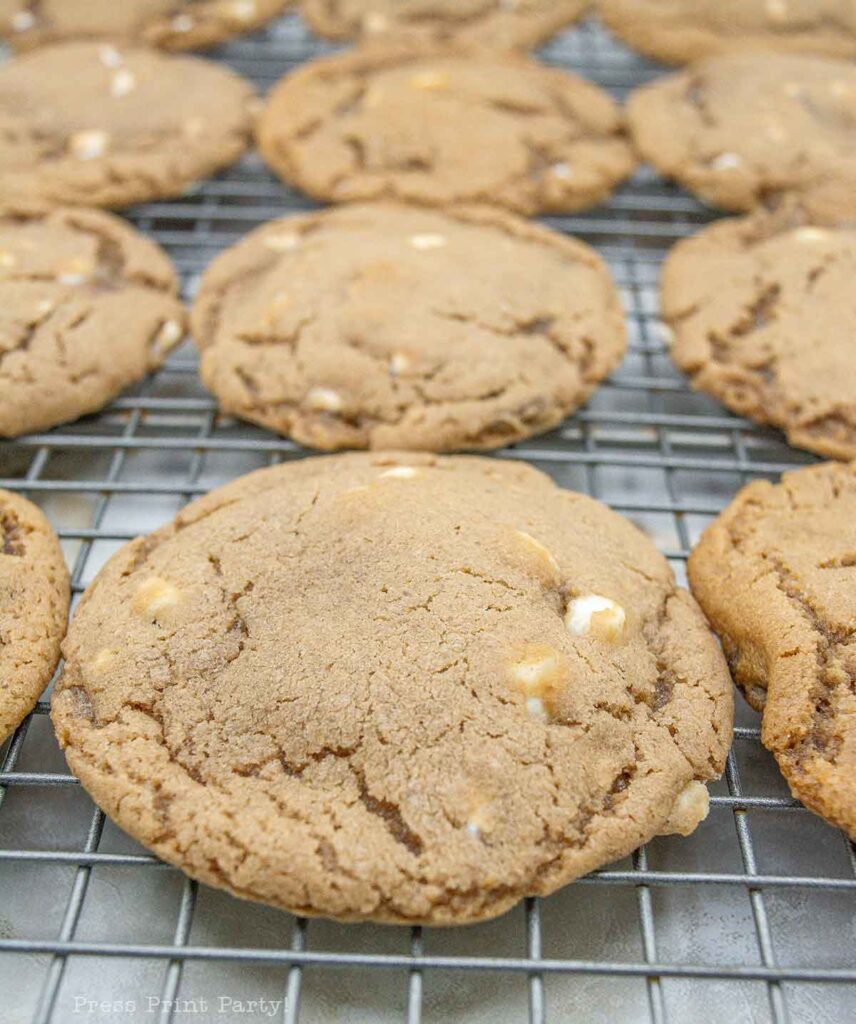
<box><xmin>0</xmin><ymin>205</ymin><xmax>186</xmax><ymax>437</ymax></box>
<box><xmin>627</xmin><ymin>53</ymin><xmax>856</xmax><ymax>219</ymax></box>
<box><xmin>1</xmin><ymin>489</ymin><xmax>69</xmax><ymax>743</ymax></box>
<box><xmin>599</xmin><ymin>0</ymin><xmax>856</xmax><ymax>65</ymax></box>
<box><xmin>302</xmin><ymin>0</ymin><xmax>589</xmax><ymax>51</ymax></box>
<box><xmin>0</xmin><ymin>41</ymin><xmax>256</xmax><ymax>209</ymax></box>
<box><xmin>689</xmin><ymin>462</ymin><xmax>856</xmax><ymax>840</ymax></box>
<box><xmin>191</xmin><ymin>203</ymin><xmax>626</xmax><ymax>451</ymax></box>
<box><xmin>53</xmin><ymin>453</ymin><xmax>733</xmax><ymax>924</ymax></box>
<box><xmin>256</xmin><ymin>47</ymin><xmax>636</xmax><ymax>215</ymax></box>
<box><xmin>1</xmin><ymin>0</ymin><xmax>292</xmax><ymax>52</ymax></box>
<box><xmin>662</xmin><ymin>207</ymin><xmax>856</xmax><ymax>461</ymax></box>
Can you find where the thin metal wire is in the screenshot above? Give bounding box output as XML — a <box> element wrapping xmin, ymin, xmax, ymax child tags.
<box><xmin>0</xmin><ymin>13</ymin><xmax>853</xmax><ymax>1024</ymax></box>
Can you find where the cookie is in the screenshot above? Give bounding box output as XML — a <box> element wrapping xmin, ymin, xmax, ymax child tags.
<box><xmin>627</xmin><ymin>53</ymin><xmax>856</xmax><ymax>219</ymax></box>
<box><xmin>599</xmin><ymin>0</ymin><xmax>856</xmax><ymax>65</ymax></box>
<box><xmin>662</xmin><ymin>206</ymin><xmax>856</xmax><ymax>461</ymax></box>
<box><xmin>192</xmin><ymin>203</ymin><xmax>626</xmax><ymax>451</ymax></box>
<box><xmin>0</xmin><ymin>204</ymin><xmax>186</xmax><ymax>437</ymax></box>
<box><xmin>0</xmin><ymin>41</ymin><xmax>256</xmax><ymax>209</ymax></box>
<box><xmin>1</xmin><ymin>0</ymin><xmax>292</xmax><ymax>51</ymax></box>
<box><xmin>301</xmin><ymin>0</ymin><xmax>589</xmax><ymax>51</ymax></box>
<box><xmin>1</xmin><ymin>489</ymin><xmax>70</xmax><ymax>744</ymax></box>
<box><xmin>256</xmin><ymin>46</ymin><xmax>636</xmax><ymax>215</ymax></box>
<box><xmin>53</xmin><ymin>452</ymin><xmax>733</xmax><ymax>925</ymax></box>
<box><xmin>689</xmin><ymin>461</ymin><xmax>856</xmax><ymax>840</ymax></box>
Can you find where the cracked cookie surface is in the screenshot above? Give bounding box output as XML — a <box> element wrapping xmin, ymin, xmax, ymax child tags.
<box><xmin>689</xmin><ymin>461</ymin><xmax>856</xmax><ymax>840</ymax></box>
<box><xmin>191</xmin><ymin>203</ymin><xmax>626</xmax><ymax>451</ymax></box>
<box><xmin>1</xmin><ymin>489</ymin><xmax>69</xmax><ymax>743</ymax></box>
<box><xmin>0</xmin><ymin>205</ymin><xmax>186</xmax><ymax>437</ymax></box>
<box><xmin>301</xmin><ymin>0</ymin><xmax>589</xmax><ymax>51</ymax></box>
<box><xmin>256</xmin><ymin>46</ymin><xmax>636</xmax><ymax>215</ymax></box>
<box><xmin>0</xmin><ymin>0</ymin><xmax>292</xmax><ymax>51</ymax></box>
<box><xmin>53</xmin><ymin>452</ymin><xmax>733</xmax><ymax>924</ymax></box>
<box><xmin>662</xmin><ymin>206</ymin><xmax>856</xmax><ymax>460</ymax></box>
<box><xmin>0</xmin><ymin>41</ymin><xmax>256</xmax><ymax>209</ymax></box>
<box><xmin>599</xmin><ymin>0</ymin><xmax>856</xmax><ymax>65</ymax></box>
<box><xmin>627</xmin><ymin>53</ymin><xmax>856</xmax><ymax>219</ymax></box>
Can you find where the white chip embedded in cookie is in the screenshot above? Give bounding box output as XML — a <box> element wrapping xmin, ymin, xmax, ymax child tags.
<box><xmin>53</xmin><ymin>452</ymin><xmax>733</xmax><ymax>925</ymax></box>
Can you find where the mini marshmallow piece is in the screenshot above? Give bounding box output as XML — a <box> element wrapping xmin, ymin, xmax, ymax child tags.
<box><xmin>133</xmin><ymin>577</ymin><xmax>182</xmax><ymax>621</ymax></box>
<box><xmin>659</xmin><ymin>781</ymin><xmax>710</xmax><ymax>837</ymax></box>
<box><xmin>11</xmin><ymin>11</ymin><xmax>36</xmax><ymax>31</ymax></box>
<box><xmin>711</xmin><ymin>152</ymin><xmax>742</xmax><ymax>171</ymax></box>
<box><xmin>69</xmin><ymin>130</ymin><xmax>109</xmax><ymax>161</ymax></box>
<box><xmin>306</xmin><ymin>387</ymin><xmax>343</xmax><ymax>413</ymax></box>
<box><xmin>111</xmin><ymin>69</ymin><xmax>136</xmax><ymax>98</ymax></box>
<box><xmin>410</xmin><ymin>71</ymin><xmax>451</xmax><ymax>91</ymax></box>
<box><xmin>565</xmin><ymin>594</ymin><xmax>626</xmax><ymax>641</ymax></box>
<box><xmin>264</xmin><ymin>232</ymin><xmax>302</xmax><ymax>252</ymax></box>
<box><xmin>409</xmin><ymin>233</ymin><xmax>447</xmax><ymax>250</ymax></box>
<box><xmin>378</xmin><ymin>466</ymin><xmax>419</xmax><ymax>480</ymax></box>
<box><xmin>514</xmin><ymin>530</ymin><xmax>561</xmax><ymax>576</ymax></box>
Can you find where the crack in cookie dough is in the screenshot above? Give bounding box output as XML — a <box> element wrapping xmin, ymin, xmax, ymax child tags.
<box><xmin>1</xmin><ymin>489</ymin><xmax>69</xmax><ymax>743</ymax></box>
<box><xmin>0</xmin><ymin>41</ymin><xmax>256</xmax><ymax>209</ymax></box>
<box><xmin>689</xmin><ymin>461</ymin><xmax>856</xmax><ymax>840</ymax></box>
<box><xmin>191</xmin><ymin>203</ymin><xmax>626</xmax><ymax>452</ymax></box>
<box><xmin>662</xmin><ymin>205</ymin><xmax>856</xmax><ymax>460</ymax></box>
<box><xmin>599</xmin><ymin>0</ymin><xmax>856</xmax><ymax>65</ymax></box>
<box><xmin>256</xmin><ymin>47</ymin><xmax>636</xmax><ymax>216</ymax></box>
<box><xmin>0</xmin><ymin>1</ymin><xmax>292</xmax><ymax>52</ymax></box>
<box><xmin>0</xmin><ymin>205</ymin><xmax>186</xmax><ymax>437</ymax></box>
<box><xmin>301</xmin><ymin>0</ymin><xmax>589</xmax><ymax>51</ymax></box>
<box><xmin>53</xmin><ymin>453</ymin><xmax>732</xmax><ymax>924</ymax></box>
<box><xmin>628</xmin><ymin>53</ymin><xmax>856</xmax><ymax>219</ymax></box>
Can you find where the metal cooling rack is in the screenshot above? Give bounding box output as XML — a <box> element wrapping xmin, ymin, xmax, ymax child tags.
<box><xmin>1</xmin><ymin>12</ymin><xmax>855</xmax><ymax>1024</ymax></box>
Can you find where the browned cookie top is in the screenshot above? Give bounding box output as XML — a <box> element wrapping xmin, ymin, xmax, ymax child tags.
<box><xmin>1</xmin><ymin>489</ymin><xmax>70</xmax><ymax>743</ymax></box>
<box><xmin>0</xmin><ymin>0</ymin><xmax>291</xmax><ymax>51</ymax></box>
<box><xmin>600</xmin><ymin>0</ymin><xmax>856</xmax><ymax>65</ymax></box>
<box><xmin>53</xmin><ymin>453</ymin><xmax>732</xmax><ymax>924</ymax></box>
<box><xmin>0</xmin><ymin>41</ymin><xmax>256</xmax><ymax>209</ymax></box>
<box><xmin>662</xmin><ymin>207</ymin><xmax>856</xmax><ymax>461</ymax></box>
<box><xmin>0</xmin><ymin>205</ymin><xmax>186</xmax><ymax>437</ymax></box>
<box><xmin>689</xmin><ymin>461</ymin><xmax>856</xmax><ymax>840</ymax></box>
<box><xmin>628</xmin><ymin>53</ymin><xmax>856</xmax><ymax>219</ymax></box>
<box><xmin>192</xmin><ymin>203</ymin><xmax>626</xmax><ymax>452</ymax></box>
<box><xmin>302</xmin><ymin>0</ymin><xmax>589</xmax><ymax>51</ymax></box>
<box><xmin>257</xmin><ymin>46</ymin><xmax>636</xmax><ymax>215</ymax></box>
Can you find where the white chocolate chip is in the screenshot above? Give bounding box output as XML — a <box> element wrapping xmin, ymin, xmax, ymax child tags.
<box><xmin>151</xmin><ymin>319</ymin><xmax>183</xmax><ymax>353</ymax></box>
<box><xmin>171</xmin><ymin>14</ymin><xmax>195</xmax><ymax>32</ymax></box>
<box><xmin>133</xmin><ymin>577</ymin><xmax>182</xmax><ymax>621</ymax></box>
<box><xmin>98</xmin><ymin>45</ymin><xmax>123</xmax><ymax>68</ymax></box>
<box><xmin>711</xmin><ymin>152</ymin><xmax>742</xmax><ymax>171</ymax></box>
<box><xmin>793</xmin><ymin>227</ymin><xmax>831</xmax><ymax>244</ymax></box>
<box><xmin>362</xmin><ymin>11</ymin><xmax>390</xmax><ymax>32</ymax></box>
<box><xmin>389</xmin><ymin>352</ymin><xmax>411</xmax><ymax>377</ymax></box>
<box><xmin>409</xmin><ymin>233</ymin><xmax>447</xmax><ymax>250</ymax></box>
<box><xmin>464</xmin><ymin>800</ymin><xmax>494</xmax><ymax>839</ymax></box>
<box><xmin>508</xmin><ymin>648</ymin><xmax>565</xmax><ymax>703</ymax></box>
<box><xmin>69</xmin><ymin>130</ymin><xmax>109</xmax><ymax>161</ymax></box>
<box><xmin>306</xmin><ymin>387</ymin><xmax>343</xmax><ymax>413</ymax></box>
<box><xmin>378</xmin><ymin>466</ymin><xmax>419</xmax><ymax>480</ymax></box>
<box><xmin>659</xmin><ymin>323</ymin><xmax>676</xmax><ymax>346</ymax></box>
<box><xmin>550</xmin><ymin>162</ymin><xmax>573</xmax><ymax>180</ymax></box>
<box><xmin>659</xmin><ymin>781</ymin><xmax>710</xmax><ymax>837</ymax></box>
<box><xmin>57</xmin><ymin>256</ymin><xmax>96</xmax><ymax>285</ymax></box>
<box><xmin>230</xmin><ymin>0</ymin><xmax>257</xmax><ymax>20</ymax></box>
<box><xmin>410</xmin><ymin>70</ymin><xmax>451</xmax><ymax>91</ymax></box>
<box><xmin>0</xmin><ymin>250</ymin><xmax>17</xmax><ymax>269</ymax></box>
<box><xmin>526</xmin><ymin>697</ymin><xmax>549</xmax><ymax>722</ymax></box>
<box><xmin>514</xmin><ymin>530</ymin><xmax>560</xmax><ymax>576</ymax></box>
<box><xmin>565</xmin><ymin>594</ymin><xmax>626</xmax><ymax>642</ymax></box>
<box><xmin>111</xmin><ymin>69</ymin><xmax>136</xmax><ymax>98</ymax></box>
<box><xmin>263</xmin><ymin>231</ymin><xmax>301</xmax><ymax>252</ymax></box>
<box><xmin>11</xmin><ymin>10</ymin><xmax>35</xmax><ymax>31</ymax></box>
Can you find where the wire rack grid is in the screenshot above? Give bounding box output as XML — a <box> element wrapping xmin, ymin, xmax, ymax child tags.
<box><xmin>1</xmin><ymin>12</ymin><xmax>855</xmax><ymax>1024</ymax></box>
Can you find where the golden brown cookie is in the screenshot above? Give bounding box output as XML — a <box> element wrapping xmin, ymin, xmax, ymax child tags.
<box><xmin>599</xmin><ymin>0</ymin><xmax>856</xmax><ymax>65</ymax></box>
<box><xmin>0</xmin><ymin>205</ymin><xmax>186</xmax><ymax>437</ymax></box>
<box><xmin>1</xmin><ymin>0</ymin><xmax>292</xmax><ymax>51</ymax></box>
<box><xmin>302</xmin><ymin>0</ymin><xmax>589</xmax><ymax>51</ymax></box>
<box><xmin>662</xmin><ymin>206</ymin><xmax>856</xmax><ymax>461</ymax></box>
<box><xmin>256</xmin><ymin>46</ymin><xmax>636</xmax><ymax>216</ymax></box>
<box><xmin>191</xmin><ymin>203</ymin><xmax>626</xmax><ymax>451</ymax></box>
<box><xmin>627</xmin><ymin>53</ymin><xmax>856</xmax><ymax>219</ymax></box>
<box><xmin>689</xmin><ymin>461</ymin><xmax>856</xmax><ymax>840</ymax></box>
<box><xmin>1</xmin><ymin>489</ymin><xmax>69</xmax><ymax>743</ymax></box>
<box><xmin>53</xmin><ymin>452</ymin><xmax>733</xmax><ymax>925</ymax></box>
<box><xmin>0</xmin><ymin>41</ymin><xmax>256</xmax><ymax>209</ymax></box>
